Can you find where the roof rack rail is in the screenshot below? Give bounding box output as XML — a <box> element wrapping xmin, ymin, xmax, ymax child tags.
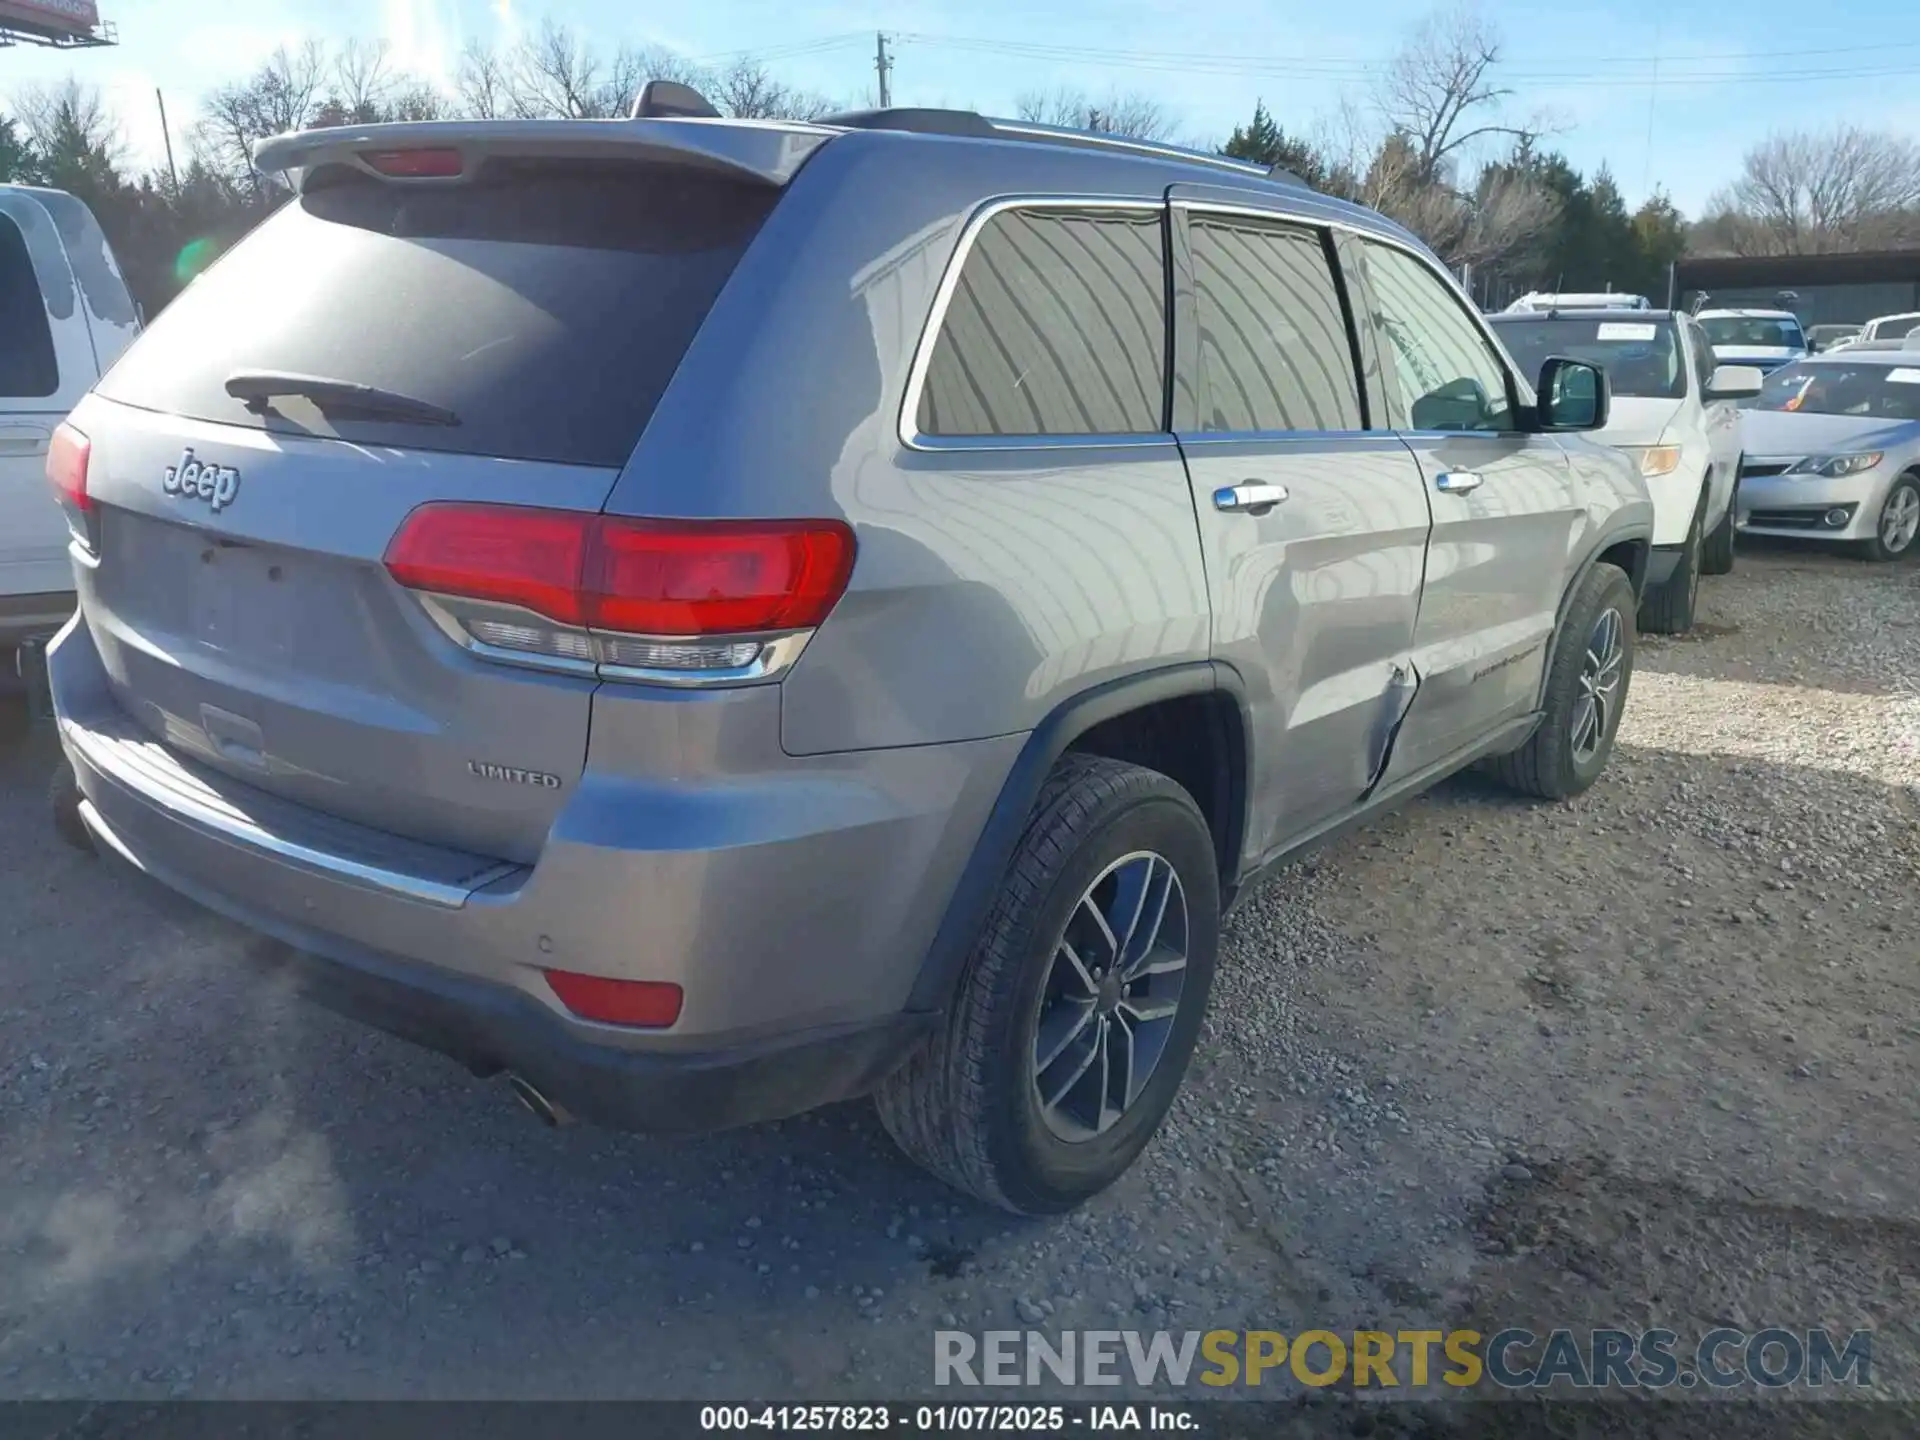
<box><xmin>818</xmin><ymin>107</ymin><xmax>1306</xmax><ymax>186</ymax></box>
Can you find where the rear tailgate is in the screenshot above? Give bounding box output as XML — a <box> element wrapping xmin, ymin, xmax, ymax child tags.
<box><xmin>77</xmin><ymin>141</ymin><xmax>787</xmax><ymax>862</ymax></box>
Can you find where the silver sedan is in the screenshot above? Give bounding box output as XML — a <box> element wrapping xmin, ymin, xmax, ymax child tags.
<box><xmin>1736</xmin><ymin>351</ymin><xmax>1920</xmax><ymax>561</ymax></box>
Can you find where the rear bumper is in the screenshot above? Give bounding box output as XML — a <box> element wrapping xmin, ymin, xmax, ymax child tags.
<box><xmin>81</xmin><ymin>810</ymin><xmax>931</xmax><ymax>1132</ymax></box>
<box><xmin>50</xmin><ymin>615</ymin><xmax>1015</xmax><ymax>1131</ymax></box>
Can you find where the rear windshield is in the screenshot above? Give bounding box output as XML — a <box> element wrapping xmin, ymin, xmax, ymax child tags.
<box><xmin>1490</xmin><ymin>317</ymin><xmax>1684</xmax><ymax>399</ymax></box>
<box><xmin>97</xmin><ymin>159</ymin><xmax>777</xmax><ymax>468</ymax></box>
<box><xmin>1699</xmin><ymin>315</ymin><xmax>1805</xmax><ymax>351</ymax></box>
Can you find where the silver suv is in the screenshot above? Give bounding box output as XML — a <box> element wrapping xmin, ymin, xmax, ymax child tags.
<box><xmin>45</xmin><ymin>103</ymin><xmax>1652</xmax><ymax>1213</ymax></box>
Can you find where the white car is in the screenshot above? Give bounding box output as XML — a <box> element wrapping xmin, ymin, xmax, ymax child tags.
<box><xmin>1695</xmin><ymin>307</ymin><xmax>1808</xmax><ymax>375</ymax></box>
<box><xmin>1504</xmin><ymin>291</ymin><xmax>1651</xmax><ymax>313</ymax></box>
<box><xmin>1854</xmin><ymin>311</ymin><xmax>1920</xmax><ymax>345</ymax></box>
<box><xmin>1</xmin><ymin>185</ymin><xmax>138</xmax><ymax>670</ymax></box>
<box><xmin>1490</xmin><ymin>308</ymin><xmax>1762</xmax><ymax>634</ymax></box>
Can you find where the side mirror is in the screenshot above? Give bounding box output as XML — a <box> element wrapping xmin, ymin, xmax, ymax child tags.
<box><xmin>1704</xmin><ymin>364</ymin><xmax>1764</xmax><ymax>402</ymax></box>
<box><xmin>1536</xmin><ymin>356</ymin><xmax>1609</xmax><ymax>431</ymax></box>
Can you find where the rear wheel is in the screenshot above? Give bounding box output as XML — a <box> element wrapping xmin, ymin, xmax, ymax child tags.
<box><xmin>1860</xmin><ymin>475</ymin><xmax>1920</xmax><ymax>562</ymax></box>
<box><xmin>1638</xmin><ymin>496</ymin><xmax>1704</xmax><ymax>635</ymax></box>
<box><xmin>1487</xmin><ymin>562</ymin><xmax>1635</xmax><ymax>801</ymax></box>
<box><xmin>1701</xmin><ymin>472</ymin><xmax>1737</xmax><ymax>576</ymax></box>
<box><xmin>875</xmin><ymin>754</ymin><xmax>1219</xmax><ymax>1214</ymax></box>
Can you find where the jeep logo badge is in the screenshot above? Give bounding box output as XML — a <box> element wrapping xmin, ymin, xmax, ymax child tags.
<box><xmin>162</xmin><ymin>448</ymin><xmax>241</xmax><ymax>513</ymax></box>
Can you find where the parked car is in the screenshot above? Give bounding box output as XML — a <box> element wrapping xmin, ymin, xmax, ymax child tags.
<box><xmin>44</xmin><ymin>106</ymin><xmax>1653</xmax><ymax>1213</ymax></box>
<box><xmin>1695</xmin><ymin>308</ymin><xmax>1809</xmax><ymax>375</ymax></box>
<box><xmin>1806</xmin><ymin>324</ymin><xmax>1861</xmax><ymax>354</ymax></box>
<box><xmin>1489</xmin><ymin>308</ymin><xmax>1761</xmax><ymax>634</ymax></box>
<box><xmin>1855</xmin><ymin>311</ymin><xmax>1920</xmax><ymax>344</ymax></box>
<box><xmin>1</xmin><ymin>185</ymin><xmax>138</xmax><ymax>669</ymax></box>
<box><xmin>1736</xmin><ymin>352</ymin><xmax>1920</xmax><ymax>561</ymax></box>
<box><xmin>1505</xmin><ymin>291</ymin><xmax>1652</xmax><ymax>313</ymax></box>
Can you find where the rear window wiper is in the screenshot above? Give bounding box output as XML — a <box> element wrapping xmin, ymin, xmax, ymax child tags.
<box><xmin>225</xmin><ymin>370</ymin><xmax>461</xmax><ymax>428</ymax></box>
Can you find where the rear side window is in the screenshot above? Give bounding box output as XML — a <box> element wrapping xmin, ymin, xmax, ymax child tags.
<box><xmin>0</xmin><ymin>215</ymin><xmax>58</xmax><ymax>399</ymax></box>
<box><xmin>97</xmin><ymin>160</ymin><xmax>777</xmax><ymax>468</ymax></box>
<box><xmin>916</xmin><ymin>207</ymin><xmax>1166</xmax><ymax>438</ymax></box>
<box><xmin>1190</xmin><ymin>215</ymin><xmax>1359</xmax><ymax>433</ymax></box>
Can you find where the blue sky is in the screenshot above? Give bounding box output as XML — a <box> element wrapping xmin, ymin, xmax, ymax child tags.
<box><xmin>7</xmin><ymin>0</ymin><xmax>1920</xmax><ymax>216</ymax></box>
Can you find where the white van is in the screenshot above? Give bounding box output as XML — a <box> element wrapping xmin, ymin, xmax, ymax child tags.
<box><xmin>1</xmin><ymin>184</ymin><xmax>138</xmax><ymax>660</ymax></box>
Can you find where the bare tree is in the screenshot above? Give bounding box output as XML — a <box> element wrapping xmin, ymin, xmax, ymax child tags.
<box><xmin>11</xmin><ymin>78</ymin><xmax>122</xmax><ymax>164</ymax></box>
<box><xmin>1379</xmin><ymin>5</ymin><xmax>1537</xmax><ymax>188</ymax></box>
<box><xmin>455</xmin><ymin>40</ymin><xmax>514</xmax><ymax>118</ymax></box>
<box><xmin>333</xmin><ymin>37</ymin><xmax>397</xmax><ymax>117</ymax></box>
<box><xmin>502</xmin><ymin>19</ymin><xmax>642</xmax><ymax>118</ymax></box>
<box><xmin>195</xmin><ymin>41</ymin><xmax>327</xmax><ymax>194</ymax></box>
<box><xmin>710</xmin><ymin>58</ymin><xmax>835</xmax><ymax>121</ymax></box>
<box><xmin>1013</xmin><ymin>87</ymin><xmax>1176</xmax><ymax>142</ymax></box>
<box><xmin>1705</xmin><ymin>126</ymin><xmax>1920</xmax><ymax>254</ymax></box>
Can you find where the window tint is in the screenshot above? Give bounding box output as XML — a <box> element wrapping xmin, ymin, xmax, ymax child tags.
<box><xmin>1189</xmin><ymin>216</ymin><xmax>1360</xmax><ymax>433</ymax></box>
<box><xmin>1359</xmin><ymin>241</ymin><xmax>1513</xmax><ymax>433</ymax></box>
<box><xmin>97</xmin><ymin>160</ymin><xmax>776</xmax><ymax>468</ymax></box>
<box><xmin>917</xmin><ymin>208</ymin><xmax>1166</xmax><ymax>437</ymax></box>
<box><xmin>0</xmin><ymin>215</ymin><xmax>58</xmax><ymax>399</ymax></box>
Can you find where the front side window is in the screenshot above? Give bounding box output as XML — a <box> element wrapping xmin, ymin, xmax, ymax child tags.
<box><xmin>1683</xmin><ymin>318</ymin><xmax>1716</xmax><ymax>395</ymax></box>
<box><xmin>1358</xmin><ymin>241</ymin><xmax>1513</xmax><ymax>433</ymax></box>
<box><xmin>916</xmin><ymin>207</ymin><xmax>1166</xmax><ymax>438</ymax></box>
<box><xmin>0</xmin><ymin>215</ymin><xmax>58</xmax><ymax>400</ymax></box>
<box><xmin>1189</xmin><ymin>215</ymin><xmax>1360</xmax><ymax>433</ymax></box>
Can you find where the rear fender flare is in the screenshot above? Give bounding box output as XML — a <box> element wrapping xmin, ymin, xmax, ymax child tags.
<box><xmin>904</xmin><ymin>661</ymin><xmax>1250</xmax><ymax>1014</ymax></box>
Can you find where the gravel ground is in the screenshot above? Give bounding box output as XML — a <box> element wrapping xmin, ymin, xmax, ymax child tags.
<box><xmin>1</xmin><ymin>542</ymin><xmax>1915</xmax><ymax>1418</ymax></box>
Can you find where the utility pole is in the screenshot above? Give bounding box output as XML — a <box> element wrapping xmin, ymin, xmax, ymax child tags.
<box><xmin>874</xmin><ymin>32</ymin><xmax>892</xmax><ymax>109</ymax></box>
<box><xmin>155</xmin><ymin>88</ymin><xmax>179</xmax><ymax>191</ymax></box>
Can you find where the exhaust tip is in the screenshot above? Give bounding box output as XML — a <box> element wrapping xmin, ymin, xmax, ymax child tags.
<box><xmin>507</xmin><ymin>1073</ymin><xmax>573</xmax><ymax>1128</ymax></box>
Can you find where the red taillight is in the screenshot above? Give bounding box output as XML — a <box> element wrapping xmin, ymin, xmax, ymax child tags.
<box><xmin>543</xmin><ymin>970</ymin><xmax>683</xmax><ymax>1028</ymax></box>
<box><xmin>585</xmin><ymin>519</ymin><xmax>856</xmax><ymax>634</ymax></box>
<box><xmin>361</xmin><ymin>147</ymin><xmax>463</xmax><ymax>178</ymax></box>
<box><xmin>385</xmin><ymin>505</ymin><xmax>591</xmax><ymax>626</ymax></box>
<box><xmin>383</xmin><ymin>504</ymin><xmax>855</xmax><ymax>638</ymax></box>
<box><xmin>46</xmin><ymin>422</ymin><xmax>91</xmax><ymax>511</ymax></box>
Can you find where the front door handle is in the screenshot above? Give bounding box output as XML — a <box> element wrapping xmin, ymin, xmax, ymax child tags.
<box><xmin>1434</xmin><ymin>470</ymin><xmax>1483</xmax><ymax>495</ymax></box>
<box><xmin>1212</xmin><ymin>481</ymin><xmax>1290</xmax><ymax>515</ymax></box>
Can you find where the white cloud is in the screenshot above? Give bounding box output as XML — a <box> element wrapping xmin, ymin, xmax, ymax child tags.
<box><xmin>382</xmin><ymin>0</ymin><xmax>454</xmax><ymax>89</ymax></box>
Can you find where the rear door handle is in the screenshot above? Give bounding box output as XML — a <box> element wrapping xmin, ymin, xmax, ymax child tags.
<box><xmin>1212</xmin><ymin>481</ymin><xmax>1290</xmax><ymax>515</ymax></box>
<box><xmin>1434</xmin><ymin>470</ymin><xmax>1483</xmax><ymax>494</ymax></box>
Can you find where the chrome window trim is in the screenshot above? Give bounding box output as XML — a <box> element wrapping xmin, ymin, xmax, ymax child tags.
<box><xmin>898</xmin><ymin>194</ymin><xmax>1170</xmax><ymax>454</ymax></box>
<box><xmin>1174</xmin><ymin>199</ymin><xmax>1540</xmax><ymax>412</ymax></box>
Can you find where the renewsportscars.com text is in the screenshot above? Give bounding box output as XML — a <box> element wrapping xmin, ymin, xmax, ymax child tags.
<box><xmin>934</xmin><ymin>1328</ymin><xmax>1873</xmax><ymax>1391</ymax></box>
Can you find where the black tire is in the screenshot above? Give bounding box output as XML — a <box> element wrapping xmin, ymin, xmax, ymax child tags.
<box><xmin>875</xmin><ymin>753</ymin><xmax>1220</xmax><ymax>1214</ymax></box>
<box><xmin>50</xmin><ymin>758</ymin><xmax>95</xmax><ymax>855</ymax></box>
<box><xmin>1701</xmin><ymin>474</ymin><xmax>1737</xmax><ymax>576</ymax></box>
<box><xmin>1487</xmin><ymin>562</ymin><xmax>1636</xmax><ymax>801</ymax></box>
<box><xmin>1859</xmin><ymin>474</ymin><xmax>1920</xmax><ymax>563</ymax></box>
<box><xmin>1638</xmin><ymin>494</ymin><xmax>1704</xmax><ymax>635</ymax></box>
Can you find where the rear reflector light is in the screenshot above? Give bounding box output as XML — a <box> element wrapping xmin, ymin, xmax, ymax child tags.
<box><xmin>543</xmin><ymin>970</ymin><xmax>683</xmax><ymax>1028</ymax></box>
<box><xmin>362</xmin><ymin>147</ymin><xmax>463</xmax><ymax>178</ymax></box>
<box><xmin>46</xmin><ymin>423</ymin><xmax>91</xmax><ymax>511</ymax></box>
<box><xmin>384</xmin><ymin>504</ymin><xmax>856</xmax><ymax>638</ymax></box>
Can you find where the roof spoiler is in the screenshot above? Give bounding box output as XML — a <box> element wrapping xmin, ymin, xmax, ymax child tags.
<box><xmin>253</xmin><ymin>117</ymin><xmax>830</xmax><ymax>190</ymax></box>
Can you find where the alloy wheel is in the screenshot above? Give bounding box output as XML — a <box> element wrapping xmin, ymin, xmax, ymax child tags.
<box><xmin>1571</xmin><ymin>606</ymin><xmax>1625</xmax><ymax>764</ymax></box>
<box><xmin>1032</xmin><ymin>851</ymin><xmax>1189</xmax><ymax>1143</ymax></box>
<box><xmin>1882</xmin><ymin>485</ymin><xmax>1920</xmax><ymax>555</ymax></box>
